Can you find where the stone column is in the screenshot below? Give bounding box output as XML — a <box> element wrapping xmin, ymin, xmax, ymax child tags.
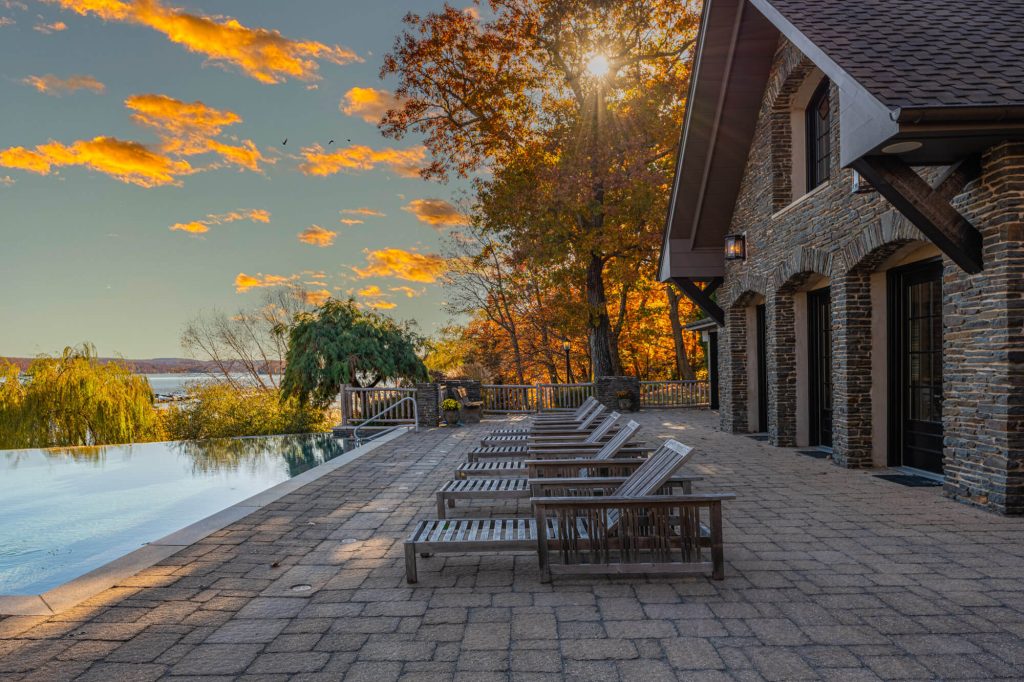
<box><xmin>944</xmin><ymin>141</ymin><xmax>1024</xmax><ymax>515</ymax></box>
<box><xmin>595</xmin><ymin>376</ymin><xmax>640</xmax><ymax>412</ymax></box>
<box><xmin>415</xmin><ymin>383</ymin><xmax>440</xmax><ymax>428</ymax></box>
<box><xmin>831</xmin><ymin>272</ymin><xmax>874</xmax><ymax>467</ymax></box>
<box><xmin>767</xmin><ymin>292</ymin><xmax>797</xmax><ymax>447</ymax></box>
<box><xmin>720</xmin><ymin>305</ymin><xmax>750</xmax><ymax>433</ymax></box>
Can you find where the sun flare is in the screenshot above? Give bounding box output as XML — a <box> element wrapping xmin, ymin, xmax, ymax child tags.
<box><xmin>585</xmin><ymin>53</ymin><xmax>610</xmax><ymax>77</ymax></box>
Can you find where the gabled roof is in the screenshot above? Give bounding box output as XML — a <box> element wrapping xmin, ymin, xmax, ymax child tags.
<box><xmin>660</xmin><ymin>0</ymin><xmax>1024</xmax><ymax>284</ymax></box>
<box><xmin>768</xmin><ymin>0</ymin><xmax>1024</xmax><ymax>111</ymax></box>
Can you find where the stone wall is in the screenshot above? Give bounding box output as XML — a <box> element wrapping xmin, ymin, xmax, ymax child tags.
<box><xmin>716</xmin><ymin>37</ymin><xmax>1023</xmax><ymax>513</ymax></box>
<box><xmin>596</xmin><ymin>376</ymin><xmax>640</xmax><ymax>412</ymax></box>
<box><xmin>942</xmin><ymin>142</ymin><xmax>1024</xmax><ymax>515</ymax></box>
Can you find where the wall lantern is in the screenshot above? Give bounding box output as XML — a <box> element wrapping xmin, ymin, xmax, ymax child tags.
<box><xmin>724</xmin><ymin>233</ymin><xmax>746</xmax><ymax>261</ymax></box>
<box><xmin>700</xmin><ymin>330</ymin><xmax>710</xmax><ymax>344</ymax></box>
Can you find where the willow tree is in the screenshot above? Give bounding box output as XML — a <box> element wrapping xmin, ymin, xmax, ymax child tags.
<box><xmin>381</xmin><ymin>0</ymin><xmax>700</xmax><ymax>376</ymax></box>
<box><xmin>0</xmin><ymin>344</ymin><xmax>161</xmax><ymax>448</ymax></box>
<box><xmin>281</xmin><ymin>299</ymin><xmax>428</xmax><ymax>408</ymax></box>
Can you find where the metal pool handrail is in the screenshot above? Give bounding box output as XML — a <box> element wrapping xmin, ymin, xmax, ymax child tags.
<box><xmin>351</xmin><ymin>396</ymin><xmax>418</xmax><ymax>444</ymax></box>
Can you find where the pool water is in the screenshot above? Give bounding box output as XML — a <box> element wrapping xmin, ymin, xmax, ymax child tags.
<box><xmin>0</xmin><ymin>434</ymin><xmax>349</xmax><ymax>596</ymax></box>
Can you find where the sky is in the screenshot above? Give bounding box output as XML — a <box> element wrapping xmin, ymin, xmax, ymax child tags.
<box><xmin>0</xmin><ymin>0</ymin><xmax>469</xmax><ymax>358</ymax></box>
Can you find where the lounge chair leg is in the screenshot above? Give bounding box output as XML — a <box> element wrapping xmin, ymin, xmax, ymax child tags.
<box><xmin>447</xmin><ymin>498</ymin><xmax>455</xmax><ymax>508</ymax></box>
<box><xmin>436</xmin><ymin>493</ymin><xmax>446</xmax><ymax>519</ymax></box>
<box><xmin>710</xmin><ymin>501</ymin><xmax>724</xmax><ymax>581</ymax></box>
<box><xmin>404</xmin><ymin>542</ymin><xmax>418</xmax><ymax>583</ymax></box>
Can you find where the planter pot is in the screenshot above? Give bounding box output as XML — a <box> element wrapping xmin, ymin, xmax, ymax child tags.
<box><xmin>617</xmin><ymin>398</ymin><xmax>632</xmax><ymax>411</ymax></box>
<box><xmin>443</xmin><ymin>410</ymin><xmax>460</xmax><ymax>426</ymax></box>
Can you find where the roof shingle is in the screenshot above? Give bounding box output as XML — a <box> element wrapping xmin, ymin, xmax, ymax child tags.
<box><xmin>766</xmin><ymin>0</ymin><xmax>1024</xmax><ymax>110</ymax></box>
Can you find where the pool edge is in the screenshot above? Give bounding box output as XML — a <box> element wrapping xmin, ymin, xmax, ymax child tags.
<box><xmin>0</xmin><ymin>427</ymin><xmax>412</xmax><ymax>617</ymax></box>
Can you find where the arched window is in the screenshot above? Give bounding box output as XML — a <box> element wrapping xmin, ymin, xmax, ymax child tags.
<box><xmin>805</xmin><ymin>80</ymin><xmax>831</xmax><ymax>191</ymax></box>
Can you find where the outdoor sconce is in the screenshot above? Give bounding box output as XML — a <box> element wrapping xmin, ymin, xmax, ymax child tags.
<box><xmin>562</xmin><ymin>340</ymin><xmax>571</xmax><ymax>352</ymax></box>
<box><xmin>724</xmin><ymin>233</ymin><xmax>746</xmax><ymax>261</ymax></box>
<box><xmin>700</xmin><ymin>330</ymin><xmax>710</xmax><ymax>344</ymax></box>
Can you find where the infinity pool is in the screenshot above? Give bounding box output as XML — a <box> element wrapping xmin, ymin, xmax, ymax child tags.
<box><xmin>0</xmin><ymin>434</ymin><xmax>349</xmax><ymax>596</ymax></box>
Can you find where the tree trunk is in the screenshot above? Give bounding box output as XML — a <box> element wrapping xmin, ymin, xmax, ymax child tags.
<box><xmin>666</xmin><ymin>285</ymin><xmax>696</xmax><ymax>380</ymax></box>
<box><xmin>586</xmin><ymin>253</ymin><xmax>618</xmax><ymax>378</ymax></box>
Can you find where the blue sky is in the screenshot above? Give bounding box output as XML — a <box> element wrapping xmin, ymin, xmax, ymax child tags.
<box><xmin>0</xmin><ymin>0</ymin><xmax>466</xmax><ymax>358</ymax></box>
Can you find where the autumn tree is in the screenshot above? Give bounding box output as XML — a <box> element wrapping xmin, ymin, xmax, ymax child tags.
<box><xmin>381</xmin><ymin>0</ymin><xmax>700</xmax><ymax>377</ymax></box>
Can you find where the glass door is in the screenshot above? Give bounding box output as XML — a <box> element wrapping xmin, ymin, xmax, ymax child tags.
<box><xmin>889</xmin><ymin>260</ymin><xmax>944</xmax><ymax>474</ymax></box>
<box><xmin>755</xmin><ymin>304</ymin><xmax>768</xmax><ymax>432</ymax></box>
<box><xmin>807</xmin><ymin>287</ymin><xmax>832</xmax><ymax>447</ymax></box>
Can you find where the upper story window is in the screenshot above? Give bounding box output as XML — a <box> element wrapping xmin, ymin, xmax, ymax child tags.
<box><xmin>805</xmin><ymin>80</ymin><xmax>832</xmax><ymax>191</ymax></box>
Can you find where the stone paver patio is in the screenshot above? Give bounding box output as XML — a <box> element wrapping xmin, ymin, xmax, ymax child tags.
<box><xmin>2</xmin><ymin>409</ymin><xmax>1024</xmax><ymax>681</ymax></box>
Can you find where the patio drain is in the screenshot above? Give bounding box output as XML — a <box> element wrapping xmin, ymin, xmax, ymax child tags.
<box><xmin>290</xmin><ymin>584</ymin><xmax>313</xmax><ymax>592</ymax></box>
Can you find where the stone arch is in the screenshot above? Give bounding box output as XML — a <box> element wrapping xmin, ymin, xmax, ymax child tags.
<box><xmin>767</xmin><ymin>50</ymin><xmax>820</xmax><ymax>211</ymax></box>
<box><xmin>829</xmin><ymin>211</ymin><xmax>931</xmax><ymax>468</ymax></box>
<box><xmin>769</xmin><ymin>245</ymin><xmax>836</xmax><ymax>293</ymax></box>
<box><xmin>765</xmin><ymin>247</ymin><xmax>834</xmax><ymax>447</ymax></box>
<box><xmin>721</xmin><ymin>287</ymin><xmax>767</xmax><ymax>434</ymax></box>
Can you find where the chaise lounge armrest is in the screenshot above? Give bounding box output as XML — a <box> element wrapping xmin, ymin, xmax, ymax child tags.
<box><xmin>531</xmin><ymin>493</ymin><xmax>735</xmax><ymax>506</ymax></box>
<box><xmin>527</xmin><ymin>474</ymin><xmax>703</xmax><ymax>488</ymax></box>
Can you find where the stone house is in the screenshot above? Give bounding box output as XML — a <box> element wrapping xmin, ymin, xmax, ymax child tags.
<box><xmin>659</xmin><ymin>0</ymin><xmax>1024</xmax><ymax>514</ymax></box>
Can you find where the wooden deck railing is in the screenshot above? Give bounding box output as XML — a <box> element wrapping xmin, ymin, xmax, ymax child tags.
<box><xmin>341</xmin><ymin>387</ymin><xmax>418</xmax><ymax>425</ymax></box>
<box><xmin>639</xmin><ymin>380</ymin><xmax>710</xmax><ymax>408</ymax></box>
<box><xmin>481</xmin><ymin>384</ymin><xmax>537</xmax><ymax>413</ymax></box>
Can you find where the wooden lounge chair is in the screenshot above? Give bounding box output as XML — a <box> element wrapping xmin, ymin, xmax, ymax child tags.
<box><xmin>484</xmin><ymin>397</ymin><xmax>599</xmax><ymax>440</ymax></box>
<box><xmin>480</xmin><ymin>404</ymin><xmax>609</xmax><ymax>447</ymax></box>
<box><xmin>458</xmin><ymin>419</ymin><xmax>644</xmax><ymax>479</ymax></box>
<box><xmin>468</xmin><ymin>412</ymin><xmax>641</xmax><ymax>462</ymax></box>
<box><xmin>437</xmin><ymin>421</ymin><xmax>700</xmax><ymax>518</ymax></box>
<box><xmin>405</xmin><ymin>439</ymin><xmax>733</xmax><ymax>582</ymax></box>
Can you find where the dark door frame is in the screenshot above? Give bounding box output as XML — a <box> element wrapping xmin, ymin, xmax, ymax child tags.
<box><xmin>807</xmin><ymin>287</ymin><xmax>832</xmax><ymax>448</ymax></box>
<box><xmin>755</xmin><ymin>304</ymin><xmax>768</xmax><ymax>432</ymax></box>
<box><xmin>887</xmin><ymin>257</ymin><xmax>945</xmax><ymax>471</ymax></box>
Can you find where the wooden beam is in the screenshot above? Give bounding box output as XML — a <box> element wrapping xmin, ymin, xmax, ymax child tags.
<box><xmin>672</xmin><ymin>277</ymin><xmax>725</xmax><ymax>326</ymax></box>
<box><xmin>851</xmin><ymin>155</ymin><xmax>983</xmax><ymax>274</ymax></box>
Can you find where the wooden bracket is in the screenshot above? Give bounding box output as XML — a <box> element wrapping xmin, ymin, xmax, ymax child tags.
<box><xmin>850</xmin><ymin>155</ymin><xmax>983</xmax><ymax>274</ymax></box>
<box><xmin>672</xmin><ymin>277</ymin><xmax>725</xmax><ymax>326</ymax></box>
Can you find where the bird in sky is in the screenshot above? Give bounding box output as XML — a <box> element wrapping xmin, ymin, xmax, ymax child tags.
<box><xmin>328</xmin><ymin>140</ymin><xmax>334</xmax><ymax>145</ymax></box>
<box><xmin>282</xmin><ymin>138</ymin><xmax>288</xmax><ymax>145</ymax></box>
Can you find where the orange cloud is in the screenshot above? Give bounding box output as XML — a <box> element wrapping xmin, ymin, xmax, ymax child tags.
<box><xmin>390</xmin><ymin>286</ymin><xmax>425</xmax><ymax>298</ymax></box>
<box><xmin>234</xmin><ymin>272</ymin><xmax>299</xmax><ymax>292</ymax></box>
<box><xmin>22</xmin><ymin>74</ymin><xmax>105</xmax><ymax>95</ymax></box>
<box><xmin>0</xmin><ymin>136</ymin><xmax>192</xmax><ymax>187</ymax></box>
<box><xmin>297</xmin><ymin>224</ymin><xmax>336</xmax><ymax>247</ymax></box>
<box><xmin>301</xmin><ymin>288</ymin><xmax>331</xmax><ymax>306</ymax></box>
<box><xmin>298</xmin><ymin>143</ymin><xmax>424</xmax><ymax>178</ymax></box>
<box><xmin>170</xmin><ymin>208</ymin><xmax>269</xmax><ymax>235</ymax></box>
<box><xmin>169</xmin><ymin>220</ymin><xmax>208</xmax><ymax>234</ymax></box>
<box><xmin>125</xmin><ymin>93</ymin><xmax>268</xmax><ymax>172</ymax></box>
<box><xmin>353</xmin><ymin>248</ymin><xmax>446</xmax><ymax>283</ymax></box>
<box><xmin>403</xmin><ymin>198</ymin><xmax>467</xmax><ymax>228</ymax></box>
<box><xmin>52</xmin><ymin>0</ymin><xmax>360</xmax><ymax>84</ymax></box>
<box><xmin>340</xmin><ymin>86</ymin><xmax>400</xmax><ymax>124</ymax></box>
<box><xmin>34</xmin><ymin>19</ymin><xmax>66</xmax><ymax>32</ymax></box>
<box><xmin>339</xmin><ymin>218</ymin><xmax>363</xmax><ymax>226</ymax></box>
<box><xmin>341</xmin><ymin>207</ymin><xmax>385</xmax><ymax>217</ymax></box>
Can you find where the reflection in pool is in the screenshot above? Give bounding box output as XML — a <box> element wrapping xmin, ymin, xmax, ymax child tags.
<box><xmin>0</xmin><ymin>434</ymin><xmax>350</xmax><ymax>596</ymax></box>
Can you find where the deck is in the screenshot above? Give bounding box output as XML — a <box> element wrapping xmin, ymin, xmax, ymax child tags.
<box><xmin>2</xmin><ymin>410</ymin><xmax>1023</xmax><ymax>680</ymax></box>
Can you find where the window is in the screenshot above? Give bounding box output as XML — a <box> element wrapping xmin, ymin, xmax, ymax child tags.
<box><xmin>805</xmin><ymin>80</ymin><xmax>831</xmax><ymax>191</ymax></box>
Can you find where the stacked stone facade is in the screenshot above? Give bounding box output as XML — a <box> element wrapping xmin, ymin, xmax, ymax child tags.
<box><xmin>718</xmin><ymin>38</ymin><xmax>1024</xmax><ymax>514</ymax></box>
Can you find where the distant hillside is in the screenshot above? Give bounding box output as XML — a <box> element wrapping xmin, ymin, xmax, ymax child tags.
<box><xmin>2</xmin><ymin>356</ymin><xmax>284</xmax><ymax>374</ymax></box>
